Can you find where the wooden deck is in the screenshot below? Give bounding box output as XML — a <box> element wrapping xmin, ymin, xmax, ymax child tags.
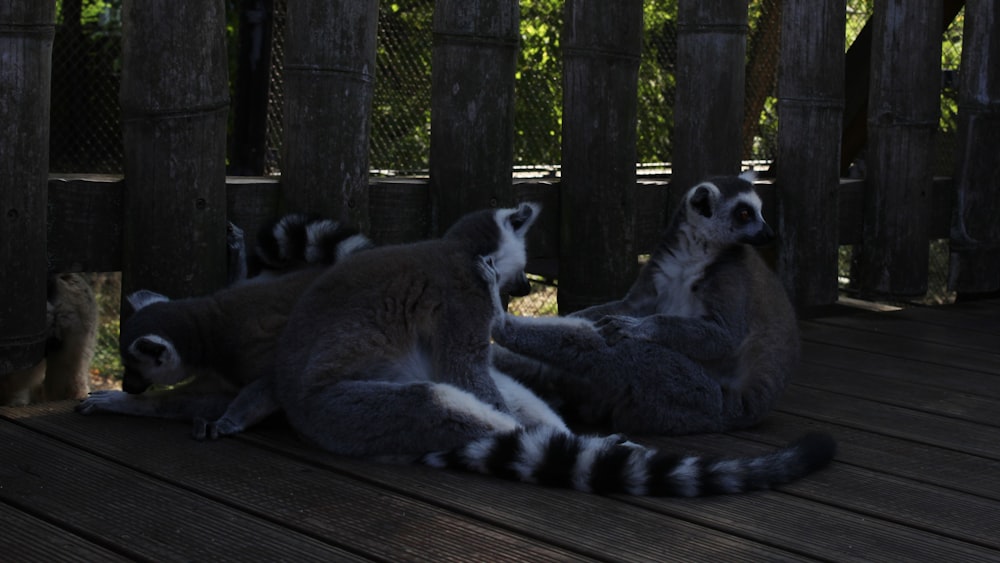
<box><xmin>2</xmin><ymin>299</ymin><xmax>999</xmax><ymax>561</ymax></box>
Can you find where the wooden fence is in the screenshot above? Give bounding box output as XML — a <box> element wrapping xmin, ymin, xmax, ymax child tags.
<box><xmin>2</xmin><ymin>0</ymin><xmax>998</xmax><ymax>376</ymax></box>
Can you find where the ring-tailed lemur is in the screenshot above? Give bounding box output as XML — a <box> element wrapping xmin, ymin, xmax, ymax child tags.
<box><xmin>76</xmin><ymin>214</ymin><xmax>373</xmax><ymax>439</ymax></box>
<box><xmin>271</xmin><ymin>202</ymin><xmax>835</xmax><ymax>496</ymax></box>
<box><xmin>491</xmin><ymin>172</ymin><xmax>801</xmax><ymax>435</ymax></box>
<box><xmin>1</xmin><ymin>273</ymin><xmax>98</xmax><ymax>406</ymax></box>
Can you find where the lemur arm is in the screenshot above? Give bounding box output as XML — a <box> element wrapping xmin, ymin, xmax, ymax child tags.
<box><xmin>492</xmin><ymin>314</ymin><xmax>609</xmax><ymax>372</ymax></box>
<box><xmin>596</xmin><ymin>313</ymin><xmax>741</xmax><ymax>362</ymax></box>
<box><xmin>192</xmin><ymin>375</ymin><xmax>280</xmax><ymax>440</ymax></box>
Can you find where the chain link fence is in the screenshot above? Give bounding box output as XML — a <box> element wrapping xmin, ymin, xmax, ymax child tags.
<box><xmin>50</xmin><ymin>0</ymin><xmax>964</xmax><ymax>367</ymax></box>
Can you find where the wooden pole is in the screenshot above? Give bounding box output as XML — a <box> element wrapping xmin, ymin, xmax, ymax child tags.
<box><xmin>0</xmin><ymin>0</ymin><xmax>55</xmax><ymax>375</ymax></box>
<box><xmin>672</xmin><ymin>0</ymin><xmax>747</xmax><ymax>206</ymax></box>
<box><xmin>281</xmin><ymin>0</ymin><xmax>378</xmax><ymax>232</ymax></box>
<box><xmin>949</xmin><ymin>0</ymin><xmax>1000</xmax><ymax>297</ymax></box>
<box><xmin>429</xmin><ymin>0</ymin><xmax>519</xmax><ymax>234</ymax></box>
<box><xmin>775</xmin><ymin>0</ymin><xmax>845</xmax><ymax>311</ymax></box>
<box><xmin>856</xmin><ymin>1</ymin><xmax>941</xmax><ymax>299</ymax></box>
<box><xmin>119</xmin><ymin>0</ymin><xmax>230</xmax><ymax>300</ymax></box>
<box><xmin>557</xmin><ymin>0</ymin><xmax>643</xmax><ymax>314</ymax></box>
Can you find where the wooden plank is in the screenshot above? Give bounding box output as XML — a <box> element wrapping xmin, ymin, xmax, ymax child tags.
<box><xmin>242</xmin><ymin>429</ymin><xmax>810</xmax><ymax>562</ymax></box>
<box><xmin>429</xmin><ymin>0</ymin><xmax>519</xmax><ymax>234</ymax></box>
<box><xmin>811</xmin><ymin>314</ymin><xmax>1000</xmax><ymax>356</ymax></box>
<box><xmin>0</xmin><ymin>1</ymin><xmax>55</xmax><ymax>374</ymax></box>
<box><xmin>856</xmin><ymin>1</ymin><xmax>942</xmax><ymax>298</ymax></box>
<box><xmin>4</xmin><ymin>403</ymin><xmax>595</xmax><ymax>561</ymax></box>
<box><xmin>741</xmin><ymin>412</ymin><xmax>1000</xmax><ymax>501</ymax></box>
<box><xmin>0</xmin><ymin>415</ymin><xmax>367</xmax><ymax>561</ymax></box>
<box><xmin>800</xmin><ymin>321</ymin><xmax>1000</xmax><ymax>375</ymax></box>
<box><xmin>558</xmin><ymin>0</ymin><xmax>643</xmax><ymax>313</ymax></box>
<box><xmin>777</xmin><ymin>384</ymin><xmax>1000</xmax><ymax>460</ymax></box>
<box><xmin>802</xmin><ymin>340</ymin><xmax>1000</xmax><ymax>400</ymax></box>
<box><xmin>775</xmin><ymin>0</ymin><xmax>845</xmax><ymax>310</ymax></box>
<box><xmin>644</xmin><ymin>431</ymin><xmax>1000</xmax><ymax>551</ymax></box>
<box><xmin>281</xmin><ymin>0</ymin><xmax>377</xmax><ymax>231</ymax></box>
<box><xmin>621</xmin><ymin>476</ymin><xmax>997</xmax><ymax>562</ymax></box>
<box><xmin>949</xmin><ymin>0</ymin><xmax>1000</xmax><ymax>294</ymax></box>
<box><xmin>0</xmin><ymin>502</ymin><xmax>131</xmax><ymax>561</ymax></box>
<box><xmin>119</xmin><ymin>0</ymin><xmax>230</xmax><ymax>300</ymax></box>
<box><xmin>798</xmin><ymin>361</ymin><xmax>1000</xmax><ymax>426</ymax></box>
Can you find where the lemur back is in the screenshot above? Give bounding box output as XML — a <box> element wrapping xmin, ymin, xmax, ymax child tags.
<box><xmin>492</xmin><ymin>173</ymin><xmax>801</xmax><ymax>434</ymax></box>
<box><xmin>77</xmin><ymin>214</ymin><xmax>372</xmax><ymax>437</ymax></box>
<box><xmin>272</xmin><ymin>202</ymin><xmax>834</xmax><ymax>497</ymax></box>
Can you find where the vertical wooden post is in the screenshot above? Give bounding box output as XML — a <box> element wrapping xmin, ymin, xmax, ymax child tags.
<box><xmin>775</xmin><ymin>0</ymin><xmax>845</xmax><ymax>311</ymax></box>
<box><xmin>429</xmin><ymin>0</ymin><xmax>519</xmax><ymax>234</ymax></box>
<box><xmin>229</xmin><ymin>0</ymin><xmax>274</xmax><ymax>176</ymax></box>
<box><xmin>282</xmin><ymin>0</ymin><xmax>378</xmax><ymax>232</ymax></box>
<box><xmin>120</xmin><ymin>0</ymin><xmax>230</xmax><ymax>300</ymax></box>
<box><xmin>672</xmin><ymin>0</ymin><xmax>747</xmax><ymax>205</ymax></box>
<box><xmin>856</xmin><ymin>1</ymin><xmax>941</xmax><ymax>298</ymax></box>
<box><xmin>949</xmin><ymin>0</ymin><xmax>1000</xmax><ymax>296</ymax></box>
<box><xmin>557</xmin><ymin>0</ymin><xmax>643</xmax><ymax>314</ymax></box>
<box><xmin>0</xmin><ymin>0</ymin><xmax>55</xmax><ymax>375</ymax></box>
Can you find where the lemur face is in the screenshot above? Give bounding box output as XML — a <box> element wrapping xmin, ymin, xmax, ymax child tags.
<box><xmin>121</xmin><ymin>334</ymin><xmax>189</xmax><ymax>393</ymax></box>
<box><xmin>684</xmin><ymin>174</ymin><xmax>774</xmax><ymax>248</ymax></box>
<box><xmin>490</xmin><ymin>202</ymin><xmax>540</xmax><ymax>297</ymax></box>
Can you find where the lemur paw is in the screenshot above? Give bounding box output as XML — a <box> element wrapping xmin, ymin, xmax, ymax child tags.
<box><xmin>75</xmin><ymin>390</ymin><xmax>130</xmax><ymax>414</ymax></box>
<box><xmin>192</xmin><ymin>417</ymin><xmax>242</xmax><ymax>441</ymax></box>
<box><xmin>594</xmin><ymin>315</ymin><xmax>641</xmax><ymax>345</ymax></box>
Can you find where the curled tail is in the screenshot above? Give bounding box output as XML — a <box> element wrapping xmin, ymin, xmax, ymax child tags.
<box><xmin>422</xmin><ymin>428</ymin><xmax>835</xmax><ymax>497</ymax></box>
<box><xmin>249</xmin><ymin>213</ymin><xmax>373</xmax><ymax>276</ymax></box>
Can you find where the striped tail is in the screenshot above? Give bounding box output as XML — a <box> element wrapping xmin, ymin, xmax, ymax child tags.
<box><xmin>249</xmin><ymin>213</ymin><xmax>373</xmax><ymax>276</ymax></box>
<box><xmin>421</xmin><ymin>427</ymin><xmax>835</xmax><ymax>497</ymax></box>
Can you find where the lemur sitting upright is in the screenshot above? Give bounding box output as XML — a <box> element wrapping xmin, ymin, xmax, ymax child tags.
<box><xmin>491</xmin><ymin>172</ymin><xmax>800</xmax><ymax>435</ymax></box>
<box><xmin>76</xmin><ymin>214</ymin><xmax>374</xmax><ymax>438</ymax></box>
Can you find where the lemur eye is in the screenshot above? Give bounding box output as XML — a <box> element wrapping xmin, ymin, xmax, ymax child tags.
<box><xmin>737</xmin><ymin>208</ymin><xmax>752</xmax><ymax>222</ymax></box>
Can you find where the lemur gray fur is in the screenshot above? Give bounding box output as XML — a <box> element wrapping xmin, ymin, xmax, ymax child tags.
<box><xmin>75</xmin><ymin>214</ymin><xmax>373</xmax><ymax>438</ymax></box>
<box><xmin>1</xmin><ymin>273</ymin><xmax>98</xmax><ymax>406</ymax></box>
<box><xmin>270</xmin><ymin>202</ymin><xmax>834</xmax><ymax>497</ymax></box>
<box><xmin>491</xmin><ymin>172</ymin><xmax>801</xmax><ymax>435</ymax></box>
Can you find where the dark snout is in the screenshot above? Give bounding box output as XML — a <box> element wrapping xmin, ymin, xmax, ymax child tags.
<box><xmin>122</xmin><ymin>368</ymin><xmax>152</xmax><ymax>394</ymax></box>
<box><xmin>503</xmin><ymin>271</ymin><xmax>533</xmax><ymax>297</ymax></box>
<box><xmin>742</xmin><ymin>222</ymin><xmax>775</xmax><ymax>247</ymax></box>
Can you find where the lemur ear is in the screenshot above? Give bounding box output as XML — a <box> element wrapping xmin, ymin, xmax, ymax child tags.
<box><xmin>508</xmin><ymin>202</ymin><xmax>541</xmax><ymax>233</ymax></box>
<box><xmin>689</xmin><ymin>185</ymin><xmax>715</xmax><ymax>218</ymax></box>
<box><xmin>127</xmin><ymin>290</ymin><xmax>170</xmax><ymax>312</ymax></box>
<box><xmin>738</xmin><ymin>170</ymin><xmax>758</xmax><ymax>184</ymax></box>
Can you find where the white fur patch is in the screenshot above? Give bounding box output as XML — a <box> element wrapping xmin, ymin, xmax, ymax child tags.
<box><xmin>669</xmin><ymin>456</ymin><xmax>701</xmax><ymax>497</ymax></box>
<box><xmin>335</xmin><ymin>233</ymin><xmax>373</xmax><ymax>261</ymax></box>
<box><xmin>491</xmin><ymin>368</ymin><xmax>569</xmax><ymax>432</ymax></box>
<box><xmin>707</xmin><ymin>459</ymin><xmax>744</xmax><ymax>493</ymax></box>
<box><xmin>127</xmin><ymin>335</ymin><xmax>187</xmax><ymax>384</ymax></box>
<box><xmin>489</xmin><ymin>203</ymin><xmax>540</xmax><ymax>290</ymax></box>
<box><xmin>430</xmin><ymin>384</ymin><xmax>520</xmax><ymax>435</ymax></box>
<box><xmin>127</xmin><ymin>290</ymin><xmax>169</xmax><ymax>311</ymax></box>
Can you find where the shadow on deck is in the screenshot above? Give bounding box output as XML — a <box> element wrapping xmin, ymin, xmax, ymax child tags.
<box><xmin>2</xmin><ymin>299</ymin><xmax>998</xmax><ymax>560</ymax></box>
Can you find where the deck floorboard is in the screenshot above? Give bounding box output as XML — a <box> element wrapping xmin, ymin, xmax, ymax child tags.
<box><xmin>3</xmin><ymin>298</ymin><xmax>999</xmax><ymax>561</ymax></box>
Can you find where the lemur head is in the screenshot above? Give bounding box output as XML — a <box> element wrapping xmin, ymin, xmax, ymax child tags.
<box><xmin>444</xmin><ymin>202</ymin><xmax>541</xmax><ymax>297</ymax></box>
<box><xmin>119</xmin><ymin>290</ymin><xmax>190</xmax><ymax>394</ymax></box>
<box><xmin>682</xmin><ymin>171</ymin><xmax>774</xmax><ymax>248</ymax></box>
